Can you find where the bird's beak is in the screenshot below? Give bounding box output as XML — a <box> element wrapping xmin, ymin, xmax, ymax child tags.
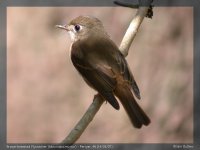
<box><xmin>55</xmin><ymin>24</ymin><xmax>69</xmax><ymax>31</ymax></box>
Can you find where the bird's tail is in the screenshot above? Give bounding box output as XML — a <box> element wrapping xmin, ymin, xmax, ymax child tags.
<box><xmin>114</xmin><ymin>84</ymin><xmax>150</xmax><ymax>128</ymax></box>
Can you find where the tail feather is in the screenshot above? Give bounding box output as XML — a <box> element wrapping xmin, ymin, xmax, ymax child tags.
<box><xmin>114</xmin><ymin>85</ymin><xmax>150</xmax><ymax>128</ymax></box>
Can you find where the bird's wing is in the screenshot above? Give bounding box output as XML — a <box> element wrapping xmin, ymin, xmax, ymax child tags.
<box><xmin>114</xmin><ymin>51</ymin><xmax>141</xmax><ymax>99</ymax></box>
<box><xmin>71</xmin><ymin>40</ymin><xmax>120</xmax><ymax>110</ymax></box>
<box><xmin>90</xmin><ymin>36</ymin><xmax>141</xmax><ymax>100</ymax></box>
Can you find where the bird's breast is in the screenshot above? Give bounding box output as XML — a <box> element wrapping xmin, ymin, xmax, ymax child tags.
<box><xmin>70</xmin><ymin>42</ymin><xmax>84</xmax><ymax>60</ymax></box>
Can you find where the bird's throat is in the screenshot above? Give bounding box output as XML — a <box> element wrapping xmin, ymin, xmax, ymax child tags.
<box><xmin>68</xmin><ymin>31</ymin><xmax>77</xmax><ymax>42</ymax></box>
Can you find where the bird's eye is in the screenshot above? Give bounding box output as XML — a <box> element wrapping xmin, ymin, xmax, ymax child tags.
<box><xmin>74</xmin><ymin>24</ymin><xmax>81</xmax><ymax>32</ymax></box>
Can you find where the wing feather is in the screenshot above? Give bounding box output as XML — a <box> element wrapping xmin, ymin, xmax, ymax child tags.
<box><xmin>71</xmin><ymin>41</ymin><xmax>119</xmax><ymax>109</ymax></box>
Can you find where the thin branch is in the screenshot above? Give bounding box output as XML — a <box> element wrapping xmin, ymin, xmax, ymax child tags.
<box><xmin>119</xmin><ymin>7</ymin><xmax>149</xmax><ymax>57</ymax></box>
<box><xmin>114</xmin><ymin>1</ymin><xmax>139</xmax><ymax>9</ymax></box>
<box><xmin>61</xmin><ymin>3</ymin><xmax>151</xmax><ymax>144</ymax></box>
<box><xmin>61</xmin><ymin>95</ymin><xmax>104</xmax><ymax>144</ymax></box>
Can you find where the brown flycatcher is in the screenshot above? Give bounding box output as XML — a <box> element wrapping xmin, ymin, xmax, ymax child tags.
<box><xmin>56</xmin><ymin>16</ymin><xmax>150</xmax><ymax>128</ymax></box>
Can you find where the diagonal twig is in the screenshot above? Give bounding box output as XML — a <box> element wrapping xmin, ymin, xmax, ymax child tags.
<box><xmin>114</xmin><ymin>0</ymin><xmax>139</xmax><ymax>9</ymax></box>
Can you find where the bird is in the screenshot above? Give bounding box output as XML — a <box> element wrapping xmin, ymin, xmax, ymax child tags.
<box><xmin>56</xmin><ymin>16</ymin><xmax>150</xmax><ymax>128</ymax></box>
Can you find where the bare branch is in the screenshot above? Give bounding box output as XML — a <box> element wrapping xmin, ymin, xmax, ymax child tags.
<box><xmin>114</xmin><ymin>1</ymin><xmax>139</xmax><ymax>9</ymax></box>
<box><xmin>119</xmin><ymin>7</ymin><xmax>149</xmax><ymax>56</ymax></box>
<box><xmin>61</xmin><ymin>95</ymin><xmax>104</xmax><ymax>144</ymax></box>
<box><xmin>61</xmin><ymin>5</ymin><xmax>151</xmax><ymax>144</ymax></box>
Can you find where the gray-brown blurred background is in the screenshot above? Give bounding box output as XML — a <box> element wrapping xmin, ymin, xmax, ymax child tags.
<box><xmin>7</xmin><ymin>7</ymin><xmax>193</xmax><ymax>143</ymax></box>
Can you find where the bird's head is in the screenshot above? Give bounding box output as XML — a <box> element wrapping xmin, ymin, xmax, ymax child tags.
<box><xmin>56</xmin><ymin>16</ymin><xmax>108</xmax><ymax>42</ymax></box>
